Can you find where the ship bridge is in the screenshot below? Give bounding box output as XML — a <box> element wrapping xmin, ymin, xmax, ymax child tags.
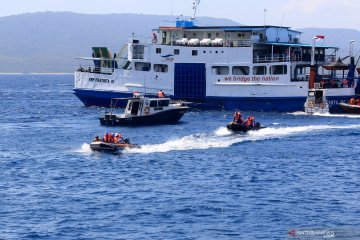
<box><xmin>153</xmin><ymin>23</ymin><xmax>302</xmax><ymax>48</ymax></box>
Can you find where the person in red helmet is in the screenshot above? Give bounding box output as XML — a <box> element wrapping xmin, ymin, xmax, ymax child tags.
<box><xmin>233</xmin><ymin>111</ymin><xmax>244</xmax><ymax>124</ymax></box>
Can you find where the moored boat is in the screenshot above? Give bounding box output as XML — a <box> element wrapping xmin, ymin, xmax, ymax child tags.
<box><xmin>304</xmin><ymin>89</ymin><xmax>329</xmax><ymax>114</ymax></box>
<box><xmin>100</xmin><ymin>95</ymin><xmax>189</xmax><ymax>126</ymax></box>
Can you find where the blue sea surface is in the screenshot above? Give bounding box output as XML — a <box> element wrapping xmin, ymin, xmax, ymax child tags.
<box><xmin>1</xmin><ymin>74</ymin><xmax>360</xmax><ymax>239</ymax></box>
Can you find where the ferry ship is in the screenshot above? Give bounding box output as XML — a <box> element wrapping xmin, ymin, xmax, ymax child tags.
<box><xmin>74</xmin><ymin>1</ymin><xmax>359</xmax><ymax>112</ymax></box>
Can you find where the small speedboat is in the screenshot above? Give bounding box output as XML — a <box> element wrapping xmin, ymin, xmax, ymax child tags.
<box><xmin>304</xmin><ymin>89</ymin><xmax>329</xmax><ymax>114</ymax></box>
<box><xmin>338</xmin><ymin>102</ymin><xmax>360</xmax><ymax>114</ymax></box>
<box><xmin>100</xmin><ymin>95</ymin><xmax>189</xmax><ymax>126</ymax></box>
<box><xmin>226</xmin><ymin>122</ymin><xmax>265</xmax><ymax>133</ymax></box>
<box><xmin>90</xmin><ymin>139</ymin><xmax>139</xmax><ymax>153</ymax></box>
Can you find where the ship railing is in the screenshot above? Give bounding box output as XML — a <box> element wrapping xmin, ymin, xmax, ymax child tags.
<box><xmin>318</xmin><ymin>76</ymin><xmax>355</xmax><ymax>89</ymax></box>
<box><xmin>129</xmin><ymin>36</ymin><xmax>153</xmax><ymax>45</ymax></box>
<box><xmin>77</xmin><ymin>65</ymin><xmax>115</xmax><ymax>75</ymax></box>
<box><xmin>323</xmin><ymin>54</ymin><xmax>337</xmax><ymax>64</ymax></box>
<box><xmin>253</xmin><ymin>54</ymin><xmax>302</xmax><ymax>63</ymax></box>
<box><xmin>291</xmin><ymin>75</ymin><xmax>355</xmax><ymax>89</ymax></box>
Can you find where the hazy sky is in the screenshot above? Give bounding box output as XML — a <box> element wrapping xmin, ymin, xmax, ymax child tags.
<box><xmin>1</xmin><ymin>0</ymin><xmax>360</xmax><ymax>30</ymax></box>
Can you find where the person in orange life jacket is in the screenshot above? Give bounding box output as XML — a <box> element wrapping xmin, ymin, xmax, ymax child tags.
<box><xmin>320</xmin><ymin>79</ymin><xmax>325</xmax><ymax>88</ymax></box>
<box><xmin>157</xmin><ymin>89</ymin><xmax>165</xmax><ymax>98</ymax></box>
<box><xmin>245</xmin><ymin>116</ymin><xmax>255</xmax><ymax>127</ymax></box>
<box><xmin>349</xmin><ymin>97</ymin><xmax>356</xmax><ymax>105</ymax></box>
<box><xmin>103</xmin><ymin>133</ymin><xmax>108</xmax><ymax>142</ymax></box>
<box><xmin>233</xmin><ymin>111</ymin><xmax>244</xmax><ymax>124</ymax></box>
<box><xmin>113</xmin><ymin>133</ymin><xmax>124</xmax><ymax>143</ymax></box>
<box><xmin>103</xmin><ymin>132</ymin><xmax>114</xmax><ymax>143</ymax></box>
<box><xmin>330</xmin><ymin>80</ymin><xmax>336</xmax><ymax>88</ymax></box>
<box><xmin>342</xmin><ymin>79</ymin><xmax>348</xmax><ymax>88</ymax></box>
<box><xmin>356</xmin><ymin>99</ymin><xmax>360</xmax><ymax>106</ymax></box>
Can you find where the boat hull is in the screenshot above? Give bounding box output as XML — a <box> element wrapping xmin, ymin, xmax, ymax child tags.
<box><xmin>100</xmin><ymin>108</ymin><xmax>189</xmax><ymax>126</ymax></box>
<box><xmin>338</xmin><ymin>103</ymin><xmax>360</xmax><ymax>114</ymax></box>
<box><xmin>90</xmin><ymin>141</ymin><xmax>139</xmax><ymax>152</ymax></box>
<box><xmin>226</xmin><ymin>122</ymin><xmax>265</xmax><ymax>133</ymax></box>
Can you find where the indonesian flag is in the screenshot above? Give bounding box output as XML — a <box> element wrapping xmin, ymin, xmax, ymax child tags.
<box><xmin>315</xmin><ymin>35</ymin><xmax>325</xmax><ymax>39</ymax></box>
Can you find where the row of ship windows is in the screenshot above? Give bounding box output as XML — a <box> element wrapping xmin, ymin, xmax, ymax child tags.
<box><xmin>156</xmin><ymin>48</ymin><xmax>223</xmax><ymax>56</ymax></box>
<box><xmin>135</xmin><ymin>62</ymin><xmax>168</xmax><ymax>72</ymax></box>
<box><xmin>134</xmin><ymin>62</ymin><xmax>288</xmax><ymax>76</ymax></box>
<box><xmin>212</xmin><ymin>65</ymin><xmax>288</xmax><ymax>75</ymax></box>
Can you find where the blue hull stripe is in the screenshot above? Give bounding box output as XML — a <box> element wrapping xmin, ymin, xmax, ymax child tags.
<box><xmin>73</xmin><ymin>89</ymin><xmax>352</xmax><ymax>112</ymax></box>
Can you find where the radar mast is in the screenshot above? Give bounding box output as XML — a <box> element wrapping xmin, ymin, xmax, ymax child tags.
<box><xmin>191</xmin><ymin>0</ymin><xmax>200</xmax><ymax>20</ymax></box>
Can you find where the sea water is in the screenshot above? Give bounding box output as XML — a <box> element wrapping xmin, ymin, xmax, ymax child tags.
<box><xmin>1</xmin><ymin>74</ymin><xmax>360</xmax><ymax>239</ymax></box>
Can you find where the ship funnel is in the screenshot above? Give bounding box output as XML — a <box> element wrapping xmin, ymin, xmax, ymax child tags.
<box><xmin>350</xmin><ymin>40</ymin><xmax>355</xmax><ymax>65</ymax></box>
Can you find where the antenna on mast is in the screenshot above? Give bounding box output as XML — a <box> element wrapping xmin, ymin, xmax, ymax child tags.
<box><xmin>191</xmin><ymin>0</ymin><xmax>200</xmax><ymax>20</ymax></box>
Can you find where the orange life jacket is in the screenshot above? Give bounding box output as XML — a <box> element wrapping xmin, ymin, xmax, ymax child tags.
<box><xmin>158</xmin><ymin>91</ymin><xmax>164</xmax><ymax>98</ymax></box>
<box><xmin>245</xmin><ymin>116</ymin><xmax>255</xmax><ymax>126</ymax></box>
<box><xmin>104</xmin><ymin>133</ymin><xmax>114</xmax><ymax>143</ymax></box>
<box><xmin>114</xmin><ymin>135</ymin><xmax>122</xmax><ymax>143</ymax></box>
<box><xmin>234</xmin><ymin>113</ymin><xmax>240</xmax><ymax>121</ymax></box>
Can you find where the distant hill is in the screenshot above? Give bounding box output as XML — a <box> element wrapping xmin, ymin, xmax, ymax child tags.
<box><xmin>0</xmin><ymin>12</ymin><xmax>359</xmax><ymax>73</ymax></box>
<box><xmin>0</xmin><ymin>12</ymin><xmax>238</xmax><ymax>73</ymax></box>
<box><xmin>297</xmin><ymin>28</ymin><xmax>360</xmax><ymax>60</ymax></box>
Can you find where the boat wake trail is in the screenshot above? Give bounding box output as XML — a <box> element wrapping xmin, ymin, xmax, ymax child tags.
<box><xmin>289</xmin><ymin>111</ymin><xmax>360</xmax><ymax>118</ymax></box>
<box><xmin>125</xmin><ymin>132</ymin><xmax>234</xmax><ymax>154</ymax></box>
<box><xmin>75</xmin><ymin>143</ymin><xmax>92</xmax><ymax>154</ymax></box>
<box><xmin>125</xmin><ymin>124</ymin><xmax>360</xmax><ymax>154</ymax></box>
<box><xmin>312</xmin><ymin>113</ymin><xmax>360</xmax><ymax>118</ymax></box>
<box><xmin>289</xmin><ymin>111</ymin><xmax>309</xmax><ymax>116</ymax></box>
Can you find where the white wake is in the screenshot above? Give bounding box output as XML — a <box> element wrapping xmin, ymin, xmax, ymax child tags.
<box><xmin>125</xmin><ymin>124</ymin><xmax>360</xmax><ymax>154</ymax></box>
<box><xmin>289</xmin><ymin>111</ymin><xmax>360</xmax><ymax>118</ymax></box>
<box><xmin>75</xmin><ymin>143</ymin><xmax>92</xmax><ymax>154</ymax></box>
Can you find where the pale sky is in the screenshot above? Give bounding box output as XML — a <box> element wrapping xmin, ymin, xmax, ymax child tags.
<box><xmin>1</xmin><ymin>0</ymin><xmax>360</xmax><ymax>31</ymax></box>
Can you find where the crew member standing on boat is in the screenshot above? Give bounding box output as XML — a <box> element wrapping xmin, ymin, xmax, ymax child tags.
<box><xmin>152</xmin><ymin>32</ymin><xmax>158</xmax><ymax>44</ymax></box>
<box><xmin>158</xmin><ymin>89</ymin><xmax>165</xmax><ymax>98</ymax></box>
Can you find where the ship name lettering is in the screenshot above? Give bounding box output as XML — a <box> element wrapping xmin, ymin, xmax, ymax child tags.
<box><xmin>89</xmin><ymin>77</ymin><xmax>111</xmax><ymax>83</ymax></box>
<box><xmin>261</xmin><ymin>76</ymin><xmax>280</xmax><ymax>81</ymax></box>
<box><xmin>224</xmin><ymin>76</ymin><xmax>251</xmax><ymax>82</ymax></box>
<box><xmin>223</xmin><ymin>76</ymin><xmax>279</xmax><ymax>82</ymax></box>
